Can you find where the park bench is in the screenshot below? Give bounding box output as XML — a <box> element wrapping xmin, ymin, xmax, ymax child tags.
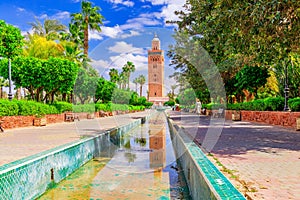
<box><xmin>65</xmin><ymin>112</ymin><xmax>80</xmax><ymax>122</ymax></box>
<box><xmin>212</xmin><ymin>108</ymin><xmax>224</xmax><ymax>118</ymax></box>
<box><xmin>0</xmin><ymin>120</ymin><xmax>4</xmax><ymax>132</ymax></box>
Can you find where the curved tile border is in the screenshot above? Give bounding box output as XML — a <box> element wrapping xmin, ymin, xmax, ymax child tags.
<box><xmin>167</xmin><ymin>117</ymin><xmax>246</xmax><ymax>200</ymax></box>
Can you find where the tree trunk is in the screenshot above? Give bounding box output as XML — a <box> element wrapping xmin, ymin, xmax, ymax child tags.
<box><xmin>84</xmin><ymin>17</ymin><xmax>89</xmax><ymax>55</ymax></box>
<box><xmin>62</xmin><ymin>93</ymin><xmax>67</xmax><ymax>101</ymax></box>
<box><xmin>0</xmin><ymin>87</ymin><xmax>2</xmax><ymax>99</ymax></box>
<box><xmin>139</xmin><ymin>85</ymin><xmax>143</xmax><ymax>97</ymax></box>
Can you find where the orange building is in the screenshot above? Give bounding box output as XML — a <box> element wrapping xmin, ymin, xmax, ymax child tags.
<box><xmin>148</xmin><ymin>34</ymin><xmax>169</xmax><ymax>105</ymax></box>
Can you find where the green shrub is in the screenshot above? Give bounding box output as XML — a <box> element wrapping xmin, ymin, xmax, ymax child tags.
<box><xmin>252</xmin><ymin>99</ymin><xmax>266</xmax><ymax>111</ymax></box>
<box><xmin>95</xmin><ymin>103</ymin><xmax>110</xmax><ymax>112</ymax></box>
<box><xmin>264</xmin><ymin>97</ymin><xmax>284</xmax><ymax>111</ymax></box>
<box><xmin>289</xmin><ymin>98</ymin><xmax>300</xmax><ymax>111</ymax></box>
<box><xmin>72</xmin><ymin>104</ymin><xmax>95</xmax><ymax>113</ymax></box>
<box><xmin>164</xmin><ymin>101</ymin><xmax>175</xmax><ymax>106</ymax></box>
<box><xmin>52</xmin><ymin>102</ymin><xmax>73</xmax><ymax>113</ymax></box>
<box><xmin>111</xmin><ymin>103</ymin><xmax>129</xmax><ymax>111</ymax></box>
<box><xmin>0</xmin><ymin>100</ymin><xmax>19</xmax><ymax>116</ymax></box>
<box><xmin>16</xmin><ymin>100</ymin><xmax>39</xmax><ymax>116</ymax></box>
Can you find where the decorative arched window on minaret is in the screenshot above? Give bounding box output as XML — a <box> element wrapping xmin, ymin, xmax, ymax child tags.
<box><xmin>148</xmin><ymin>33</ymin><xmax>165</xmax><ymax>104</ymax></box>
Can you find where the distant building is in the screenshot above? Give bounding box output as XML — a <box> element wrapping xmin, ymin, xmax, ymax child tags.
<box><xmin>147</xmin><ymin>33</ymin><xmax>169</xmax><ymax>105</ymax></box>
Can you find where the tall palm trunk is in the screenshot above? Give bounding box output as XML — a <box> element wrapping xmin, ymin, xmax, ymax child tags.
<box><xmin>84</xmin><ymin>17</ymin><xmax>89</xmax><ymax>55</ymax></box>
<box><xmin>139</xmin><ymin>85</ymin><xmax>143</xmax><ymax>97</ymax></box>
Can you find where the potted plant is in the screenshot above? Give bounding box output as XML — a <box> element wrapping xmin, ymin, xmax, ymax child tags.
<box><xmin>34</xmin><ymin>114</ymin><xmax>47</xmax><ymax>126</ymax></box>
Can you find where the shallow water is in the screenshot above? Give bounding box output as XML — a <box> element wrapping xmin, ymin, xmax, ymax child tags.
<box><xmin>38</xmin><ymin>111</ymin><xmax>191</xmax><ymax>200</ymax></box>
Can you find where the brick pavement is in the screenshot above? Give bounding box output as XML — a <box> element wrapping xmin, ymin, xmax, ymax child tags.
<box><xmin>0</xmin><ymin>111</ymin><xmax>150</xmax><ymax>167</ymax></box>
<box><xmin>167</xmin><ymin>110</ymin><xmax>300</xmax><ymax>200</ymax></box>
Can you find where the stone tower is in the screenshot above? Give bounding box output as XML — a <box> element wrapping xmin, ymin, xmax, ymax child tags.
<box><xmin>148</xmin><ymin>33</ymin><xmax>168</xmax><ymax>105</ymax></box>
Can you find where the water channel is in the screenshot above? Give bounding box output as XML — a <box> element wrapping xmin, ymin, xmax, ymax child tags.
<box><xmin>38</xmin><ymin>111</ymin><xmax>191</xmax><ymax>200</ymax></box>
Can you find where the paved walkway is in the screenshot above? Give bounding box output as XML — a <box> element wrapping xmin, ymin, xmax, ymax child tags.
<box><xmin>0</xmin><ymin>111</ymin><xmax>150</xmax><ymax>167</ymax></box>
<box><xmin>167</xmin><ymin>111</ymin><xmax>300</xmax><ymax>200</ymax></box>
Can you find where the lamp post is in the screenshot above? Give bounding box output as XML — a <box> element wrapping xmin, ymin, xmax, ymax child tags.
<box><xmin>8</xmin><ymin>58</ymin><xmax>12</xmax><ymax>101</ymax></box>
<box><xmin>283</xmin><ymin>62</ymin><xmax>290</xmax><ymax>111</ymax></box>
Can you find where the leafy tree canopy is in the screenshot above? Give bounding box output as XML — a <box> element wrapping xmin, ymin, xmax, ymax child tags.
<box><xmin>234</xmin><ymin>65</ymin><xmax>270</xmax><ymax>97</ymax></box>
<box><xmin>0</xmin><ymin>20</ymin><xmax>24</xmax><ymax>58</ymax></box>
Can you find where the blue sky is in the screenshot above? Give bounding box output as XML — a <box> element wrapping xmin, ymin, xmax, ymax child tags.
<box><xmin>0</xmin><ymin>0</ymin><xmax>185</xmax><ymax>95</ymax></box>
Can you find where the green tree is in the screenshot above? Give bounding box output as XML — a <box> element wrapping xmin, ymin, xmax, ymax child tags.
<box><xmin>109</xmin><ymin>68</ymin><xmax>119</xmax><ymax>83</ymax></box>
<box><xmin>112</xmin><ymin>88</ymin><xmax>132</xmax><ymax>104</ymax></box>
<box><xmin>169</xmin><ymin>0</ymin><xmax>300</xmax><ymax>101</ymax></box>
<box><xmin>24</xmin><ymin>34</ymin><xmax>64</xmax><ymax>59</ymax></box>
<box><xmin>177</xmin><ymin>88</ymin><xmax>196</xmax><ymax>107</ymax></box>
<box><xmin>95</xmin><ymin>77</ymin><xmax>116</xmax><ymax>103</ymax></box>
<box><xmin>133</xmin><ymin>77</ymin><xmax>138</xmax><ymax>93</ymax></box>
<box><xmin>118</xmin><ymin>71</ymin><xmax>127</xmax><ymax>89</ymax></box>
<box><xmin>0</xmin><ymin>56</ymin><xmax>78</xmax><ymax>102</ymax></box>
<box><xmin>74</xmin><ymin>67</ymin><xmax>98</xmax><ymax>104</ymax></box>
<box><xmin>70</xmin><ymin>0</ymin><xmax>104</xmax><ymax>55</ymax></box>
<box><xmin>28</xmin><ymin>18</ymin><xmax>67</xmax><ymax>40</ymax></box>
<box><xmin>122</xmin><ymin>61</ymin><xmax>135</xmax><ymax>89</ymax></box>
<box><xmin>0</xmin><ymin>20</ymin><xmax>24</xmax><ymax>58</ymax></box>
<box><xmin>60</xmin><ymin>40</ymin><xmax>85</xmax><ymax>64</ymax></box>
<box><xmin>234</xmin><ymin>66</ymin><xmax>270</xmax><ymax>98</ymax></box>
<box><xmin>136</xmin><ymin>74</ymin><xmax>146</xmax><ymax>97</ymax></box>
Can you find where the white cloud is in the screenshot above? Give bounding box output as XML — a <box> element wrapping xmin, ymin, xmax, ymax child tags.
<box><xmin>52</xmin><ymin>11</ymin><xmax>70</xmax><ymax>20</ymax></box>
<box><xmin>120</xmin><ymin>30</ymin><xmax>140</xmax><ymax>38</ymax></box>
<box><xmin>39</xmin><ymin>14</ymin><xmax>48</xmax><ymax>20</ymax></box>
<box><xmin>107</xmin><ymin>0</ymin><xmax>134</xmax><ymax>7</ymax></box>
<box><xmin>89</xmin><ymin>30</ymin><xmax>104</xmax><ymax>40</ymax></box>
<box><xmin>143</xmin><ymin>0</ymin><xmax>167</xmax><ymax>5</ymax></box>
<box><xmin>91</xmin><ymin>59</ymin><xmax>111</xmax><ymax>69</ymax></box>
<box><xmin>100</xmin><ymin>25</ymin><xmax>123</xmax><ymax>38</ymax></box>
<box><xmin>142</xmin><ymin>0</ymin><xmax>185</xmax><ymax>25</ymax></box>
<box><xmin>120</xmin><ymin>15</ymin><xmax>161</xmax><ymax>30</ymax></box>
<box><xmin>109</xmin><ymin>53</ymin><xmax>148</xmax><ymax>71</ymax></box>
<box><xmin>17</xmin><ymin>7</ymin><xmax>25</xmax><ymax>12</ymax></box>
<box><xmin>108</xmin><ymin>41</ymin><xmax>145</xmax><ymax>54</ymax></box>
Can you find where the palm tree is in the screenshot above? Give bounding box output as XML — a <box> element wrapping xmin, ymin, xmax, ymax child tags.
<box><xmin>118</xmin><ymin>72</ymin><xmax>127</xmax><ymax>89</ymax></box>
<box><xmin>70</xmin><ymin>1</ymin><xmax>104</xmax><ymax>56</ymax></box>
<box><xmin>170</xmin><ymin>84</ymin><xmax>177</xmax><ymax>101</ymax></box>
<box><xmin>122</xmin><ymin>61</ymin><xmax>135</xmax><ymax>90</ymax></box>
<box><xmin>0</xmin><ymin>77</ymin><xmax>8</xmax><ymax>99</ymax></box>
<box><xmin>28</xmin><ymin>18</ymin><xmax>67</xmax><ymax>40</ymax></box>
<box><xmin>109</xmin><ymin>68</ymin><xmax>119</xmax><ymax>83</ymax></box>
<box><xmin>61</xmin><ymin>41</ymin><xmax>85</xmax><ymax>64</ymax></box>
<box><xmin>133</xmin><ymin>77</ymin><xmax>138</xmax><ymax>93</ymax></box>
<box><xmin>136</xmin><ymin>75</ymin><xmax>146</xmax><ymax>97</ymax></box>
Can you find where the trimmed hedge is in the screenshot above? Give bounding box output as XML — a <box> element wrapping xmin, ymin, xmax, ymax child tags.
<box><xmin>205</xmin><ymin>97</ymin><xmax>300</xmax><ymax>112</ymax></box>
<box><xmin>289</xmin><ymin>98</ymin><xmax>300</xmax><ymax>112</ymax></box>
<box><xmin>0</xmin><ymin>100</ymin><xmax>59</xmax><ymax>117</ymax></box>
<box><xmin>0</xmin><ymin>100</ymin><xmax>146</xmax><ymax>117</ymax></box>
<box><xmin>52</xmin><ymin>102</ymin><xmax>73</xmax><ymax>113</ymax></box>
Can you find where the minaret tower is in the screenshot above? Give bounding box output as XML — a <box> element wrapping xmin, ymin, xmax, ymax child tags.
<box><xmin>148</xmin><ymin>33</ymin><xmax>164</xmax><ymax>103</ymax></box>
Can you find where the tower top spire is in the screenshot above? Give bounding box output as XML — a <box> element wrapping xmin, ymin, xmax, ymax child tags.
<box><xmin>153</xmin><ymin>32</ymin><xmax>160</xmax><ymax>41</ymax></box>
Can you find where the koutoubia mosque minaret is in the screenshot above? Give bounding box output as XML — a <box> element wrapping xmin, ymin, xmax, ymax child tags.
<box><xmin>148</xmin><ymin>33</ymin><xmax>169</xmax><ymax>105</ymax></box>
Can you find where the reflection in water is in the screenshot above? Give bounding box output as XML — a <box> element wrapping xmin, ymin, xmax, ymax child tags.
<box><xmin>38</xmin><ymin>111</ymin><xmax>191</xmax><ymax>200</ymax></box>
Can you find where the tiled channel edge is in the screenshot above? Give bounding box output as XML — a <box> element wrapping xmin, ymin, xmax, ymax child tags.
<box><xmin>167</xmin><ymin>118</ymin><xmax>246</xmax><ymax>200</ymax></box>
<box><xmin>0</xmin><ymin>117</ymin><xmax>145</xmax><ymax>200</ymax></box>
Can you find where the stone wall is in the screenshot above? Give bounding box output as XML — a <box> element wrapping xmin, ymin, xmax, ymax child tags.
<box><xmin>224</xmin><ymin>110</ymin><xmax>300</xmax><ymax>129</ymax></box>
<box><xmin>0</xmin><ymin>112</ymin><xmax>102</xmax><ymax>130</ymax></box>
